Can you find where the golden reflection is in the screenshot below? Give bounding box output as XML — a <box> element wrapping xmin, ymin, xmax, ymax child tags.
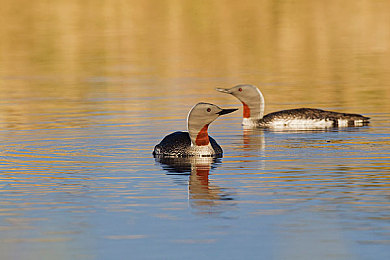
<box><xmin>0</xmin><ymin>0</ymin><xmax>390</xmax><ymax>130</ymax></box>
<box><xmin>155</xmin><ymin>156</ymin><xmax>235</xmax><ymax>215</ymax></box>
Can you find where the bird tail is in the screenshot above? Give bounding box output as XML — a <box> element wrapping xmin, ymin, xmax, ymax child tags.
<box><xmin>344</xmin><ymin>114</ymin><xmax>370</xmax><ymax>126</ymax></box>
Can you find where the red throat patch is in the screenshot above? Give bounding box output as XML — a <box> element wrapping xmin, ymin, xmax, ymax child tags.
<box><xmin>242</xmin><ymin>102</ymin><xmax>251</xmax><ymax>118</ymax></box>
<box><xmin>195</xmin><ymin>124</ymin><xmax>210</xmax><ymax>146</ymax></box>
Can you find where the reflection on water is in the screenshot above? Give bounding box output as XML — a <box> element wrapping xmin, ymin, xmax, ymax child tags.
<box><xmin>242</xmin><ymin>128</ymin><xmax>265</xmax><ymax>151</ymax></box>
<box><xmin>155</xmin><ymin>157</ymin><xmax>235</xmax><ymax>215</ymax></box>
<box><xmin>0</xmin><ymin>0</ymin><xmax>390</xmax><ymax>259</ymax></box>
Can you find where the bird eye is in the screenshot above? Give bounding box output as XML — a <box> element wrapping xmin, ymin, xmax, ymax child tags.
<box><xmin>207</xmin><ymin>108</ymin><xmax>211</xmax><ymax>112</ymax></box>
<box><xmin>238</xmin><ymin>88</ymin><xmax>242</xmax><ymax>92</ymax></box>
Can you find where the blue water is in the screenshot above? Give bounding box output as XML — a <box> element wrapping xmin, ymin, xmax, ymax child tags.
<box><xmin>0</xmin><ymin>101</ymin><xmax>389</xmax><ymax>259</ymax></box>
<box><xmin>1</xmin><ymin>1</ymin><xmax>390</xmax><ymax>259</ymax></box>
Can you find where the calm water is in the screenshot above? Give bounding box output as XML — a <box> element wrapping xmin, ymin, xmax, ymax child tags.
<box><xmin>1</xmin><ymin>1</ymin><xmax>390</xmax><ymax>259</ymax></box>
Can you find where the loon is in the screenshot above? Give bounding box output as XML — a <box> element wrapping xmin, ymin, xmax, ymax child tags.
<box><xmin>153</xmin><ymin>102</ymin><xmax>237</xmax><ymax>157</ymax></box>
<box><xmin>216</xmin><ymin>84</ymin><xmax>370</xmax><ymax>129</ymax></box>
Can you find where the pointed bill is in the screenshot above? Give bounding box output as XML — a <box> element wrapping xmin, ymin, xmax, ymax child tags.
<box><xmin>217</xmin><ymin>108</ymin><xmax>238</xmax><ymax>116</ymax></box>
<box><xmin>216</xmin><ymin>87</ymin><xmax>233</xmax><ymax>94</ymax></box>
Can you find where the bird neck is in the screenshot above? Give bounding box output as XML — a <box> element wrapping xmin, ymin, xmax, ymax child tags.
<box><xmin>188</xmin><ymin>123</ymin><xmax>210</xmax><ymax>146</ymax></box>
<box><xmin>241</xmin><ymin>89</ymin><xmax>265</xmax><ymax>121</ymax></box>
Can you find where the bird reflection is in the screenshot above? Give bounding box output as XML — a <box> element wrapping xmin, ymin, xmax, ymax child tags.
<box><xmin>155</xmin><ymin>157</ymin><xmax>235</xmax><ymax>215</ymax></box>
<box><xmin>229</xmin><ymin>128</ymin><xmax>267</xmax><ymax>170</ymax></box>
<box><xmin>242</xmin><ymin>127</ymin><xmax>265</xmax><ymax>150</ymax></box>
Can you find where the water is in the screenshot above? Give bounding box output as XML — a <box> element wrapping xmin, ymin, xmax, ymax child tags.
<box><xmin>1</xmin><ymin>1</ymin><xmax>390</xmax><ymax>259</ymax></box>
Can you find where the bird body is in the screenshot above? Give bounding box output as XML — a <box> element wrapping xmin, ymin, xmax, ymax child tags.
<box><xmin>153</xmin><ymin>103</ymin><xmax>237</xmax><ymax>157</ymax></box>
<box><xmin>153</xmin><ymin>131</ymin><xmax>222</xmax><ymax>157</ymax></box>
<box><xmin>217</xmin><ymin>85</ymin><xmax>369</xmax><ymax>129</ymax></box>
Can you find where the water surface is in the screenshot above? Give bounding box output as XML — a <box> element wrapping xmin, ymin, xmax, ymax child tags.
<box><xmin>0</xmin><ymin>1</ymin><xmax>390</xmax><ymax>259</ymax></box>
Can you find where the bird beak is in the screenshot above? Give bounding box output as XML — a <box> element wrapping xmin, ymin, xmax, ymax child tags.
<box><xmin>217</xmin><ymin>108</ymin><xmax>238</xmax><ymax>116</ymax></box>
<box><xmin>216</xmin><ymin>87</ymin><xmax>233</xmax><ymax>94</ymax></box>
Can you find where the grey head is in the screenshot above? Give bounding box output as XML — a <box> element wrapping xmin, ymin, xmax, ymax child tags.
<box><xmin>216</xmin><ymin>84</ymin><xmax>265</xmax><ymax>122</ymax></box>
<box><xmin>187</xmin><ymin>102</ymin><xmax>237</xmax><ymax>146</ymax></box>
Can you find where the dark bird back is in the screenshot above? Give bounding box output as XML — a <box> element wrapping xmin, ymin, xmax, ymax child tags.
<box><xmin>259</xmin><ymin>108</ymin><xmax>369</xmax><ymax>127</ymax></box>
<box><xmin>153</xmin><ymin>131</ymin><xmax>223</xmax><ymax>157</ymax></box>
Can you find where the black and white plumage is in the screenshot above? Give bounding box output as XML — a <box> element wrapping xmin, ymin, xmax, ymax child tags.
<box><xmin>153</xmin><ymin>131</ymin><xmax>223</xmax><ymax>158</ymax></box>
<box><xmin>258</xmin><ymin>107</ymin><xmax>369</xmax><ymax>127</ymax></box>
<box><xmin>217</xmin><ymin>84</ymin><xmax>369</xmax><ymax>129</ymax></box>
<box><xmin>153</xmin><ymin>103</ymin><xmax>237</xmax><ymax>158</ymax></box>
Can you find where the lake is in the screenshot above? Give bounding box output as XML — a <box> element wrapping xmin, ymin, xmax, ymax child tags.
<box><xmin>0</xmin><ymin>1</ymin><xmax>389</xmax><ymax>259</ymax></box>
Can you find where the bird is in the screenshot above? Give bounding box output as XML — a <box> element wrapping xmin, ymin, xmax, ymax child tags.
<box><xmin>216</xmin><ymin>84</ymin><xmax>369</xmax><ymax>129</ymax></box>
<box><xmin>153</xmin><ymin>102</ymin><xmax>237</xmax><ymax>157</ymax></box>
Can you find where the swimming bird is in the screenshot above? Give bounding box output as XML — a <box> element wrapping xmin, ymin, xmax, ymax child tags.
<box><xmin>216</xmin><ymin>84</ymin><xmax>369</xmax><ymax>129</ymax></box>
<box><xmin>153</xmin><ymin>102</ymin><xmax>237</xmax><ymax>157</ymax></box>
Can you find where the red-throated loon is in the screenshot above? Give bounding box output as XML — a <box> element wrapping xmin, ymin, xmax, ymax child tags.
<box><xmin>153</xmin><ymin>102</ymin><xmax>237</xmax><ymax>157</ymax></box>
<box><xmin>216</xmin><ymin>84</ymin><xmax>369</xmax><ymax>129</ymax></box>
